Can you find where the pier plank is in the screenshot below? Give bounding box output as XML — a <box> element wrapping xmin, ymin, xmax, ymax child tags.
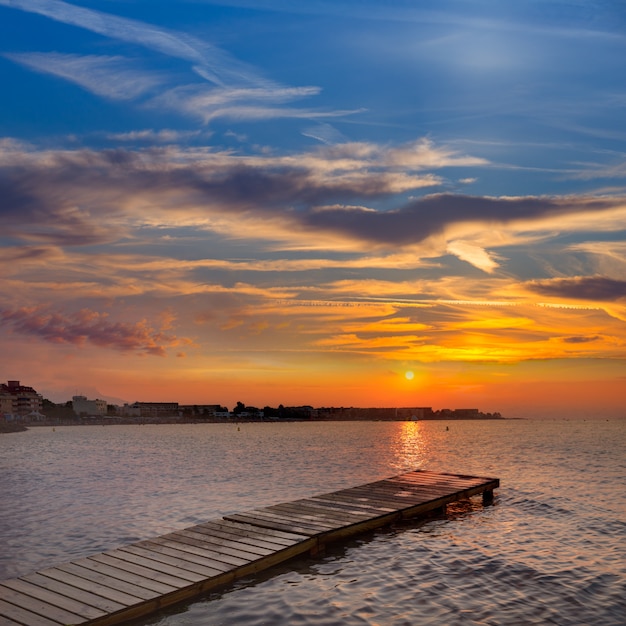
<box><xmin>137</xmin><ymin>536</ymin><xmax>247</xmax><ymax>570</ymax></box>
<box><xmin>309</xmin><ymin>494</ymin><xmax>396</xmax><ymax>515</ymax></box>
<box><xmin>198</xmin><ymin>519</ymin><xmax>310</xmax><ymax>544</ymax></box>
<box><xmin>171</xmin><ymin>529</ymin><xmax>273</xmax><ymax>559</ymax></box>
<box><xmin>101</xmin><ymin>550</ymin><xmax>204</xmax><ymax>584</ymax></box>
<box><xmin>35</xmin><ymin>568</ymin><xmax>144</xmax><ymax>607</ymax></box>
<box><xmin>53</xmin><ymin>562</ymin><xmax>160</xmax><ymax>602</ymax></box>
<box><xmin>266</xmin><ymin>501</ymin><xmax>368</xmax><ymax>524</ymax></box>
<box><xmin>0</xmin><ymin>586</ymin><xmax>86</xmax><ymax>625</ymax></box>
<box><xmin>1</xmin><ymin>469</ymin><xmax>499</xmax><ymax>626</ymax></box>
<box><xmin>343</xmin><ymin>483</ymin><xmax>461</xmax><ymax>504</ymax></box>
<box><xmin>87</xmin><ymin>554</ymin><xmax>191</xmax><ymax>589</ymax></box>
<box><xmin>18</xmin><ymin>572</ymin><xmax>128</xmax><ymax>614</ymax></box>
<box><xmin>119</xmin><ymin>544</ymin><xmax>226</xmax><ymax>578</ymax></box>
<box><xmin>0</xmin><ymin>579</ymin><xmax>106</xmax><ymax>621</ymax></box>
<box><xmin>0</xmin><ymin>599</ymin><xmax>63</xmax><ymax>626</ymax></box>
<box><xmin>297</xmin><ymin>497</ymin><xmax>378</xmax><ymax>517</ymax></box>
<box><xmin>187</xmin><ymin>523</ymin><xmax>297</xmax><ymax>552</ymax></box>
<box><xmin>165</xmin><ymin>532</ymin><xmax>259</xmax><ymax>565</ymax></box>
<box><xmin>224</xmin><ymin>512</ymin><xmax>326</xmax><ymax>536</ymax></box>
<box><xmin>324</xmin><ymin>490</ymin><xmax>422</xmax><ymax>510</ymax></box>
<box><xmin>68</xmin><ymin>556</ymin><xmax>179</xmax><ymax>595</ymax></box>
<box><xmin>133</xmin><ymin>540</ymin><xmax>234</xmax><ymax>573</ymax></box>
<box><xmin>255</xmin><ymin>505</ymin><xmax>349</xmax><ymax>529</ymax></box>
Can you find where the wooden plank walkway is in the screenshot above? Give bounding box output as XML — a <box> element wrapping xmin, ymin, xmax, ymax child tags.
<box><xmin>0</xmin><ymin>469</ymin><xmax>499</xmax><ymax>626</ymax></box>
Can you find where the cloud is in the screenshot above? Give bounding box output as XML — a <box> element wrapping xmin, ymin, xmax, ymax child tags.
<box><xmin>0</xmin><ymin>148</ymin><xmax>124</xmax><ymax>245</ymax></box>
<box><xmin>2</xmin><ymin>139</ymin><xmax>626</xmax><ymax>267</ymax></box>
<box><xmin>150</xmin><ymin>84</ymin><xmax>356</xmax><ymax>123</ymax></box>
<box><xmin>301</xmin><ymin>123</ymin><xmax>348</xmax><ymax>145</ymax></box>
<box><xmin>5</xmin><ymin>52</ymin><xmax>164</xmax><ymax>100</ymax></box>
<box><xmin>0</xmin><ymin>0</ymin><xmax>264</xmax><ymax>87</ymax></box>
<box><xmin>1</xmin><ymin>0</ymin><xmax>341</xmax><ymax>124</ymax></box>
<box><xmin>0</xmin><ymin>139</ymin><xmax>465</xmax><ymax>246</ymax></box>
<box><xmin>562</xmin><ymin>335</ymin><xmax>601</xmax><ymax>344</ymax></box>
<box><xmin>106</xmin><ymin>129</ymin><xmax>202</xmax><ymax>143</ymax></box>
<box><xmin>567</xmin><ymin>241</ymin><xmax>626</xmax><ymax>279</ymax></box>
<box><xmin>527</xmin><ymin>276</ymin><xmax>626</xmax><ymax>301</ymax></box>
<box><xmin>0</xmin><ymin>306</ymin><xmax>192</xmax><ymax>355</ymax></box>
<box><xmin>0</xmin><ymin>246</ymin><xmax>57</xmax><ymax>263</ymax></box>
<box><xmin>298</xmin><ymin>193</ymin><xmax>587</xmax><ymax>247</ymax></box>
<box><xmin>446</xmin><ymin>240</ymin><xmax>500</xmax><ymax>273</ymax></box>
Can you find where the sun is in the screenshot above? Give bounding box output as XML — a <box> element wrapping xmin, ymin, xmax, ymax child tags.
<box><xmin>405</xmin><ymin>370</ymin><xmax>415</xmax><ymax>380</ymax></box>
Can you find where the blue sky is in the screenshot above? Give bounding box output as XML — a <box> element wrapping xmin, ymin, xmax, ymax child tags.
<box><xmin>3</xmin><ymin>0</ymin><xmax>625</xmax><ymax>182</ymax></box>
<box><xmin>1</xmin><ymin>0</ymin><xmax>625</xmax><ymax>416</ymax></box>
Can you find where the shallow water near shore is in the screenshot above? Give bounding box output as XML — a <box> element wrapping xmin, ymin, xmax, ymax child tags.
<box><xmin>1</xmin><ymin>419</ymin><xmax>625</xmax><ymax>625</ymax></box>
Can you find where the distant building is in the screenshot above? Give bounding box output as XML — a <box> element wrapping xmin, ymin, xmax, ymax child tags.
<box><xmin>72</xmin><ymin>395</ymin><xmax>108</xmax><ymax>417</ymax></box>
<box><xmin>125</xmin><ymin>402</ymin><xmax>180</xmax><ymax>418</ymax></box>
<box><xmin>0</xmin><ymin>391</ymin><xmax>16</xmax><ymax>420</ymax></box>
<box><xmin>120</xmin><ymin>403</ymin><xmax>141</xmax><ymax>418</ymax></box>
<box><xmin>0</xmin><ymin>380</ymin><xmax>43</xmax><ymax>417</ymax></box>
<box><xmin>452</xmin><ymin>408</ymin><xmax>480</xmax><ymax>418</ymax></box>
<box><xmin>316</xmin><ymin>406</ymin><xmax>433</xmax><ymax>421</ymax></box>
<box><xmin>179</xmin><ymin>404</ymin><xmax>226</xmax><ymax>418</ymax></box>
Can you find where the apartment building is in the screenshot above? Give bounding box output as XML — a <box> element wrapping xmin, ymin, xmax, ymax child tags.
<box><xmin>0</xmin><ymin>380</ymin><xmax>43</xmax><ymax>417</ymax></box>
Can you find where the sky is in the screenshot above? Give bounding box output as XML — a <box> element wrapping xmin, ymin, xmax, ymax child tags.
<box><xmin>1</xmin><ymin>0</ymin><xmax>625</xmax><ymax>417</ymax></box>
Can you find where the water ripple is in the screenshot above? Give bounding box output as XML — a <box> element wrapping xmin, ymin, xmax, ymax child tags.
<box><xmin>2</xmin><ymin>419</ymin><xmax>625</xmax><ymax>625</ymax></box>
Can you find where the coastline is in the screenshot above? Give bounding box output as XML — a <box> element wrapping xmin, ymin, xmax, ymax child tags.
<box><xmin>0</xmin><ymin>422</ymin><xmax>28</xmax><ymax>434</ymax></box>
<box><xmin>7</xmin><ymin>415</ymin><xmax>508</xmax><ymax>430</ymax></box>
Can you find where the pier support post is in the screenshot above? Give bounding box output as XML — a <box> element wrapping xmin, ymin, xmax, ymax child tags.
<box><xmin>482</xmin><ymin>490</ymin><xmax>494</xmax><ymax>505</ymax></box>
<box><xmin>310</xmin><ymin>540</ymin><xmax>325</xmax><ymax>557</ymax></box>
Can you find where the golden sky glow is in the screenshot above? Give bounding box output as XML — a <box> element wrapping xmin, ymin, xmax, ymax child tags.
<box><xmin>1</xmin><ymin>1</ymin><xmax>625</xmax><ymax>417</ymax></box>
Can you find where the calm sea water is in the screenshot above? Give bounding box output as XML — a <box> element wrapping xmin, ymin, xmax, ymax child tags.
<box><xmin>1</xmin><ymin>419</ymin><xmax>625</xmax><ymax>625</ymax></box>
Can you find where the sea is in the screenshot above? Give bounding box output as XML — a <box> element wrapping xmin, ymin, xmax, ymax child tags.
<box><xmin>1</xmin><ymin>418</ymin><xmax>624</xmax><ymax>626</ymax></box>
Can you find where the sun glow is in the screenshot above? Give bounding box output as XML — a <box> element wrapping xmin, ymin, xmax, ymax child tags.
<box><xmin>405</xmin><ymin>370</ymin><xmax>415</xmax><ymax>380</ymax></box>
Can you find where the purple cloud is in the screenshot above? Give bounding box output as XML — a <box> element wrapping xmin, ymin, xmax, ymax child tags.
<box><xmin>0</xmin><ymin>307</ymin><xmax>190</xmax><ymax>355</ymax></box>
<box><xmin>1</xmin><ymin>143</ymin><xmax>624</xmax><ymax>251</ymax></box>
<box><xmin>563</xmin><ymin>335</ymin><xmax>601</xmax><ymax>344</ymax></box>
<box><xmin>527</xmin><ymin>276</ymin><xmax>626</xmax><ymax>302</ymax></box>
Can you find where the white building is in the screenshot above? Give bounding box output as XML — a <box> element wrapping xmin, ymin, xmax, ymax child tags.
<box><xmin>72</xmin><ymin>395</ymin><xmax>108</xmax><ymax>417</ymax></box>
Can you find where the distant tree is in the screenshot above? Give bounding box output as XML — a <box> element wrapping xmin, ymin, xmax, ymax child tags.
<box><xmin>42</xmin><ymin>398</ymin><xmax>77</xmax><ymax>421</ymax></box>
<box><xmin>233</xmin><ymin>401</ymin><xmax>246</xmax><ymax>415</ymax></box>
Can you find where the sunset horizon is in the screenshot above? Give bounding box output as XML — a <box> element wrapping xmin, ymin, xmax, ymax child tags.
<box><xmin>1</xmin><ymin>1</ymin><xmax>625</xmax><ymax>420</ymax></box>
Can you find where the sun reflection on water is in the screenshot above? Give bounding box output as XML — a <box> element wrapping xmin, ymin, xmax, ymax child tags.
<box><xmin>393</xmin><ymin>421</ymin><xmax>429</xmax><ymax>471</ymax></box>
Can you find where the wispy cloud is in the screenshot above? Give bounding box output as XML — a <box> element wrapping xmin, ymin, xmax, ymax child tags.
<box><xmin>0</xmin><ymin>0</ymin><xmax>262</xmax><ymax>87</ymax></box>
<box><xmin>150</xmin><ymin>84</ymin><xmax>354</xmax><ymax>123</ymax></box>
<box><xmin>301</xmin><ymin>123</ymin><xmax>348</xmax><ymax>145</ymax></box>
<box><xmin>5</xmin><ymin>52</ymin><xmax>163</xmax><ymax>100</ymax></box>
<box><xmin>106</xmin><ymin>129</ymin><xmax>202</xmax><ymax>143</ymax></box>
<box><xmin>0</xmin><ymin>0</ymin><xmax>343</xmax><ymax>123</ymax></box>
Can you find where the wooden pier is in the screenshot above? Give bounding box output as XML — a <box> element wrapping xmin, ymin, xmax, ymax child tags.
<box><xmin>0</xmin><ymin>470</ymin><xmax>499</xmax><ymax>626</ymax></box>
